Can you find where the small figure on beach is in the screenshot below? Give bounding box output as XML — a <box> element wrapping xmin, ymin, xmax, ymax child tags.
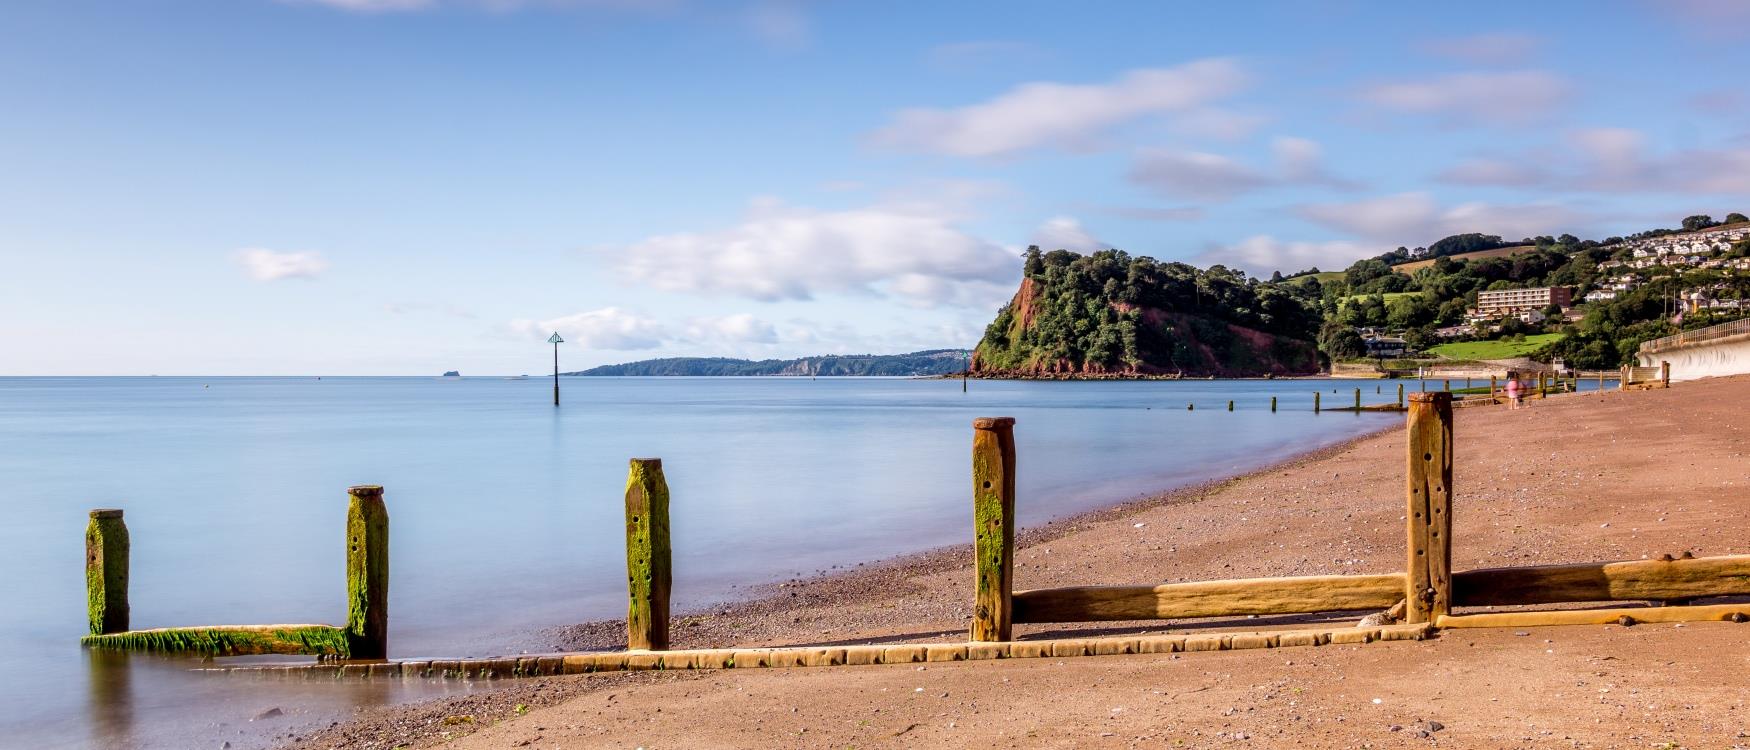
<box><xmin>1506</xmin><ymin>373</ymin><xmax>1523</xmax><ymax>410</ymax></box>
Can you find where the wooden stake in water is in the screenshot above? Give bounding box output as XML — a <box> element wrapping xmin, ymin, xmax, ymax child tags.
<box><xmin>1227</xmin><ymin>400</ymin><xmax>1234</xmax><ymax>411</ymax></box>
<box><xmin>1404</xmin><ymin>392</ymin><xmax>1453</xmax><ymax>624</ymax></box>
<box><xmin>624</xmin><ymin>459</ymin><xmax>672</xmax><ymax>651</ymax></box>
<box><xmin>1271</xmin><ymin>396</ymin><xmax>1277</xmax><ymax>412</ymax></box>
<box><xmin>1354</xmin><ymin>388</ymin><xmax>1361</xmax><ymax>410</ymax></box>
<box><xmin>345</xmin><ymin>485</ymin><xmax>389</xmax><ymax>659</ymax></box>
<box><xmin>1397</xmin><ymin>382</ymin><xmax>1404</xmax><ymax>409</ymax></box>
<box><xmin>1314</xmin><ymin>391</ymin><xmax>1321</xmax><ymax>413</ymax></box>
<box><xmin>86</xmin><ymin>509</ymin><xmax>129</xmax><ymax>636</ymax></box>
<box><xmin>971</xmin><ymin>417</ymin><xmax>1016</xmax><ymax>642</ymax></box>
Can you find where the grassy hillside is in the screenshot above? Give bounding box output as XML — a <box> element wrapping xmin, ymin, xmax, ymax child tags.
<box><xmin>1393</xmin><ymin>245</ymin><xmax>1535</xmax><ymax>275</ymax></box>
<box><xmin>1426</xmin><ymin>333</ymin><xmax>1565</xmax><ymax>360</ymax></box>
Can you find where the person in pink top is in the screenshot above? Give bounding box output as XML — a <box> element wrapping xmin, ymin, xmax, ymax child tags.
<box><xmin>1505</xmin><ymin>372</ymin><xmax>1522</xmax><ymax>410</ymax></box>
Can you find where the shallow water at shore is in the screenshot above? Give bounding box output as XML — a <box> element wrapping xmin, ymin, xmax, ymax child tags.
<box><xmin>1</xmin><ymin>376</ymin><xmax>1444</xmax><ymax>748</ymax></box>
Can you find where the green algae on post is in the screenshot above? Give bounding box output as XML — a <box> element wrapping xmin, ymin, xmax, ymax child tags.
<box><xmin>624</xmin><ymin>459</ymin><xmax>671</xmax><ymax>651</ymax></box>
<box><xmin>85</xmin><ymin>509</ymin><xmax>129</xmax><ymax>636</ymax></box>
<box><xmin>81</xmin><ymin>624</ymin><xmax>350</xmax><ymax>656</ymax></box>
<box><xmin>971</xmin><ymin>417</ymin><xmax>1016</xmax><ymax>642</ymax></box>
<box><xmin>345</xmin><ymin>485</ymin><xmax>389</xmax><ymax>659</ymax></box>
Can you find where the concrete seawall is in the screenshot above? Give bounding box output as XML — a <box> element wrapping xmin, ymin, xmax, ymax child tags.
<box><xmin>1638</xmin><ymin>319</ymin><xmax>1750</xmax><ymax>382</ymax></box>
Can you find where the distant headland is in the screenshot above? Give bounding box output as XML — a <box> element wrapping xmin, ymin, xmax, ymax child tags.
<box><xmin>565</xmin><ymin>349</ymin><xmax>969</xmax><ymax>377</ymax></box>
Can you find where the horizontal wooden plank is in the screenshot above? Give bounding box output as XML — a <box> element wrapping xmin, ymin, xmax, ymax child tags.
<box><xmin>1012</xmin><ymin>573</ymin><xmax>1406</xmax><ymax>624</ymax></box>
<box><xmin>81</xmin><ymin>624</ymin><xmax>349</xmax><ymax>656</ymax></box>
<box><xmin>1437</xmin><ymin>603</ymin><xmax>1750</xmax><ymax>629</ymax></box>
<box><xmin>1452</xmin><ymin>554</ymin><xmax>1750</xmax><ymax>607</ymax></box>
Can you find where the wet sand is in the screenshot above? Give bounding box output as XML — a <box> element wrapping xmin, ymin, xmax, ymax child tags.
<box><xmin>284</xmin><ymin>375</ymin><xmax>1750</xmax><ymax>749</ymax></box>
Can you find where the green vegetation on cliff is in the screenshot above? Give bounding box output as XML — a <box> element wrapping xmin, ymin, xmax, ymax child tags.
<box><xmin>973</xmin><ymin>248</ymin><xmax>1321</xmax><ymax>377</ymax></box>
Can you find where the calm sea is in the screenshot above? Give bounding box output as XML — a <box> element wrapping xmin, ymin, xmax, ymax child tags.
<box><xmin>0</xmin><ymin>375</ymin><xmax>1424</xmax><ymax>749</ymax></box>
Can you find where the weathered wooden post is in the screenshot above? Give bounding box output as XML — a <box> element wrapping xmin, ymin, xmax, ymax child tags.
<box><xmin>1661</xmin><ymin>361</ymin><xmax>1670</xmax><ymax>387</ymax></box>
<box><xmin>624</xmin><ymin>459</ymin><xmax>672</xmax><ymax>651</ymax></box>
<box><xmin>1354</xmin><ymin>388</ymin><xmax>1361</xmax><ymax>410</ymax></box>
<box><xmin>1313</xmin><ymin>391</ymin><xmax>1321</xmax><ymax>413</ymax></box>
<box><xmin>1270</xmin><ymin>396</ymin><xmax>1277</xmax><ymax>412</ymax></box>
<box><xmin>971</xmin><ymin>417</ymin><xmax>1016</xmax><ymax>642</ymax></box>
<box><xmin>1397</xmin><ymin>382</ymin><xmax>1404</xmax><ymax>409</ymax></box>
<box><xmin>1539</xmin><ymin>372</ymin><xmax>1548</xmax><ymax>398</ymax></box>
<box><xmin>345</xmin><ymin>485</ymin><xmax>389</xmax><ymax>659</ymax></box>
<box><xmin>1490</xmin><ymin>374</ymin><xmax>1498</xmax><ymax>402</ymax></box>
<box><xmin>1227</xmin><ymin>400</ymin><xmax>1234</xmax><ymax>411</ymax></box>
<box><xmin>86</xmin><ymin>509</ymin><xmax>129</xmax><ymax>636</ymax></box>
<box><xmin>1404</xmin><ymin>392</ymin><xmax>1453</xmax><ymax>625</ymax></box>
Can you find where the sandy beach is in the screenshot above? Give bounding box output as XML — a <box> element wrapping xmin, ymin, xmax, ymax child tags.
<box><xmin>285</xmin><ymin>375</ymin><xmax>1750</xmax><ymax>750</ymax></box>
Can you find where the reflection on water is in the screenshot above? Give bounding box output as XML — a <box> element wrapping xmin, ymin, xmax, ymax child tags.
<box><xmin>6</xmin><ymin>376</ymin><xmax>1417</xmax><ymax>748</ymax></box>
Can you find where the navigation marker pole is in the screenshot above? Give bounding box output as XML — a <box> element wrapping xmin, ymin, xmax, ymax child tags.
<box><xmin>549</xmin><ymin>332</ymin><xmax>564</xmax><ymax>406</ymax></box>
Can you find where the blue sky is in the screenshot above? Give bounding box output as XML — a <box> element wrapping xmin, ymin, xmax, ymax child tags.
<box><xmin>3</xmin><ymin>0</ymin><xmax>1748</xmax><ymax>375</ymax></box>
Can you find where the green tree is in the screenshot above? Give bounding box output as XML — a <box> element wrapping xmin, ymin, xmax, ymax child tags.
<box><xmin>1682</xmin><ymin>215</ymin><xmax>1717</xmax><ymax>231</ymax></box>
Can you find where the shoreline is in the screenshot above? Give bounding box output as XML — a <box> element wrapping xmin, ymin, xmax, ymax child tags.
<box><xmin>283</xmin><ymin>421</ymin><xmax>1402</xmax><ymax>750</ymax></box>
<box><xmin>288</xmin><ymin>377</ymin><xmax>1750</xmax><ymax>749</ymax></box>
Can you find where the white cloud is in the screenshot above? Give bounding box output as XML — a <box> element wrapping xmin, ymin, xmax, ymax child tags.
<box><xmin>294</xmin><ymin>0</ymin><xmax>678</xmax><ymax>10</ymax></box>
<box><xmin>926</xmin><ymin>40</ymin><xmax>1042</xmax><ymax>70</ymax></box>
<box><xmin>612</xmin><ymin>197</ymin><xmax>1019</xmax><ymax>307</ymax></box>
<box><xmin>511</xmin><ymin>308</ymin><xmax>667</xmax><ymax>351</ymax></box>
<box><xmin>1127</xmin><ymin>148</ymin><xmax>1271</xmax><ymax>201</ymax></box>
<box><xmin>867</xmin><ymin>59</ymin><xmax>1250</xmax><ymax>157</ymax></box>
<box><xmin>1127</xmin><ymin>136</ymin><xmax>1354</xmax><ymax>201</ymax></box>
<box><xmin>1198</xmin><ymin>235</ymin><xmax>1384</xmax><ymax>277</ymax></box>
<box><xmin>234</xmin><ymin>248</ymin><xmax>329</xmax><ymax>281</ymax></box>
<box><xmin>1030</xmin><ymin>216</ymin><xmax>1107</xmax><ymax>252</ymax></box>
<box><xmin>1439</xmin><ymin>128</ymin><xmax>1750</xmax><ymax>194</ymax></box>
<box><xmin>682</xmin><ymin>313</ymin><xmax>778</xmax><ymax>344</ymax></box>
<box><xmin>744</xmin><ymin>0</ymin><xmax>809</xmax><ymax>50</ymax></box>
<box><xmin>1296</xmin><ymin>192</ymin><xmax>1585</xmax><ymax>245</ymax></box>
<box><xmin>1421</xmin><ymin>32</ymin><xmax>1540</xmax><ymax>65</ymax></box>
<box><xmin>1358</xmin><ymin>70</ymin><xmax>1569</xmax><ymax>125</ymax></box>
<box><xmin>1104</xmin><ymin>205</ymin><xmax>1205</xmax><ymax>222</ymax></box>
<box><xmin>1435</xmin><ymin>157</ymin><xmax>1549</xmax><ymax>186</ymax></box>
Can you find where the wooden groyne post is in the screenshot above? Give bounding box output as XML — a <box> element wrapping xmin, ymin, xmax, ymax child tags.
<box><xmin>1313</xmin><ymin>391</ymin><xmax>1321</xmax><ymax>413</ymax></box>
<box><xmin>86</xmin><ymin>509</ymin><xmax>129</xmax><ymax>636</ymax></box>
<box><xmin>1354</xmin><ymin>388</ymin><xmax>1361</xmax><ymax>410</ymax></box>
<box><xmin>1227</xmin><ymin>400</ymin><xmax>1234</xmax><ymax>411</ymax></box>
<box><xmin>1396</xmin><ymin>382</ymin><xmax>1404</xmax><ymax>409</ymax></box>
<box><xmin>1404</xmin><ymin>392</ymin><xmax>1453</xmax><ymax>624</ymax></box>
<box><xmin>1661</xmin><ymin>361</ymin><xmax>1670</xmax><ymax>387</ymax></box>
<box><xmin>1271</xmin><ymin>396</ymin><xmax>1277</xmax><ymax>412</ymax></box>
<box><xmin>345</xmin><ymin>485</ymin><xmax>389</xmax><ymax>659</ymax></box>
<box><xmin>1490</xmin><ymin>375</ymin><xmax>1498</xmax><ymax>402</ymax></box>
<box><xmin>625</xmin><ymin>459</ymin><xmax>672</xmax><ymax>651</ymax></box>
<box><xmin>971</xmin><ymin>417</ymin><xmax>1016</xmax><ymax>642</ymax></box>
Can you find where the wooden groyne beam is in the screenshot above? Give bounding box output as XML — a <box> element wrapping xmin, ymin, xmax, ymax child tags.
<box><xmin>212</xmin><ymin>623</ymin><xmax>1437</xmax><ymax>681</ymax></box>
<box><xmin>82</xmin><ymin>625</ymin><xmax>350</xmax><ymax>656</ymax></box>
<box><xmin>1012</xmin><ymin>574</ymin><xmax>1404</xmax><ymax>623</ymax></box>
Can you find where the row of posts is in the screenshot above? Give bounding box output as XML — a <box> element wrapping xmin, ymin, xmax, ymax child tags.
<box><xmin>970</xmin><ymin>392</ymin><xmax>1456</xmax><ymax>638</ymax></box>
<box><xmin>87</xmin><ymin>486</ymin><xmax>392</xmax><ymax>659</ymax></box>
<box><xmin>87</xmin><ymin>376</ymin><xmax>1573</xmax><ymax>657</ymax></box>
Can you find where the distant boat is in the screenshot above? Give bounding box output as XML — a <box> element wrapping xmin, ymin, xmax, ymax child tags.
<box><xmin>442</xmin><ymin>371</ymin><xmax>461</xmax><ymax>377</ymax></box>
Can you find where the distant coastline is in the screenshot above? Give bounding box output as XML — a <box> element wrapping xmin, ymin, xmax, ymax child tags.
<box><xmin>565</xmin><ymin>349</ymin><xmax>969</xmax><ymax>377</ymax></box>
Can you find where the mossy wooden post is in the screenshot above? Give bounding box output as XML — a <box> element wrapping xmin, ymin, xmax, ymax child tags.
<box><xmin>1404</xmin><ymin>392</ymin><xmax>1453</xmax><ymax>625</ymax></box>
<box><xmin>1354</xmin><ymin>388</ymin><xmax>1361</xmax><ymax>410</ymax></box>
<box><xmin>624</xmin><ymin>458</ymin><xmax>671</xmax><ymax>651</ymax></box>
<box><xmin>1313</xmin><ymin>391</ymin><xmax>1320</xmax><ymax>413</ymax></box>
<box><xmin>971</xmin><ymin>417</ymin><xmax>1016</xmax><ymax>642</ymax></box>
<box><xmin>345</xmin><ymin>485</ymin><xmax>388</xmax><ymax>659</ymax></box>
<box><xmin>1270</xmin><ymin>396</ymin><xmax>1277</xmax><ymax>412</ymax></box>
<box><xmin>1227</xmin><ymin>400</ymin><xmax>1234</xmax><ymax>411</ymax></box>
<box><xmin>85</xmin><ymin>509</ymin><xmax>129</xmax><ymax>636</ymax></box>
<box><xmin>1396</xmin><ymin>382</ymin><xmax>1404</xmax><ymax>409</ymax></box>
